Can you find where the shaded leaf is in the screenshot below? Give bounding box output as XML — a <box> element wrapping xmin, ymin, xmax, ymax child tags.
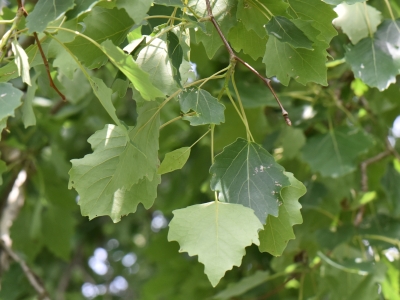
<box><xmin>213</xmin><ymin>270</ymin><xmax>270</xmax><ymax>299</ymax></box>
<box><xmin>0</xmin><ymin>157</ymin><xmax>6</xmax><ymax>185</ymax></box>
<box><xmin>11</xmin><ymin>40</ymin><xmax>31</xmax><ymax>85</ymax></box>
<box><xmin>0</xmin><ymin>83</ymin><xmax>24</xmax><ymax>121</ymax></box>
<box><xmin>26</xmin><ymin>0</ymin><xmax>74</xmax><ymax>33</ymax></box>
<box><xmin>101</xmin><ymin>40</ymin><xmax>165</xmax><ymax>100</ymax></box>
<box><xmin>42</xmin><ymin>206</ymin><xmax>75</xmax><ymax>260</ymax></box>
<box><xmin>228</xmin><ymin>21</ymin><xmax>267</xmax><ymax>60</ymax></box>
<box><xmin>179</xmin><ymin>88</ymin><xmax>225</xmax><ymax>126</ymax></box>
<box><xmin>302</xmin><ymin>127</ymin><xmax>374</xmax><ymax>177</ymax></box>
<box><xmin>66</xmin><ymin>7</ymin><xmax>134</xmax><ymax>69</ymax></box>
<box><xmin>237</xmin><ymin>0</ymin><xmax>289</xmax><ymax>38</ymax></box>
<box><xmin>265</xmin><ymin>16</ymin><xmax>313</xmax><ymax>49</ymax></box>
<box><xmin>259</xmin><ymin>172</ymin><xmax>306</xmax><ymax>256</ymax></box>
<box><xmin>167</xmin><ymin>31</ymin><xmax>183</xmax><ymax>83</ymax></box>
<box><xmin>158</xmin><ymin>147</ymin><xmax>191</xmax><ymax>175</ymax></box>
<box><xmin>210</xmin><ymin>138</ymin><xmax>290</xmax><ymax>223</ymax></box>
<box><xmin>287</xmin><ymin>0</ymin><xmax>337</xmax><ymax>44</ymax></box>
<box><xmin>345</xmin><ymin>19</ymin><xmax>400</xmax><ymax>91</ymax></box>
<box><xmin>116</xmin><ymin>0</ymin><xmax>153</xmax><ymax>23</ymax></box>
<box><xmin>168</xmin><ymin>201</ymin><xmax>263</xmax><ymax>286</ymax></box>
<box><xmin>333</xmin><ymin>3</ymin><xmax>381</xmax><ymax>44</ymax></box>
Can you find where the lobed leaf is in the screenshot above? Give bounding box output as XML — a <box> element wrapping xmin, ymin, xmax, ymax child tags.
<box><xmin>302</xmin><ymin>126</ymin><xmax>374</xmax><ymax>177</ymax></box>
<box><xmin>259</xmin><ymin>172</ymin><xmax>306</xmax><ymax>256</ymax></box>
<box><xmin>168</xmin><ymin>201</ymin><xmax>263</xmax><ymax>286</ymax></box>
<box><xmin>179</xmin><ymin>88</ymin><xmax>225</xmax><ymax>126</ymax></box>
<box><xmin>210</xmin><ymin>138</ymin><xmax>290</xmax><ymax>223</ymax></box>
<box><xmin>26</xmin><ymin>0</ymin><xmax>74</xmax><ymax>33</ymax></box>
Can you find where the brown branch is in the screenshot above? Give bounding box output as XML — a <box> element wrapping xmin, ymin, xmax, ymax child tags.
<box><xmin>17</xmin><ymin>1</ymin><xmax>66</xmax><ymax>102</ymax></box>
<box><xmin>0</xmin><ymin>239</ymin><xmax>51</xmax><ymax>300</ymax></box>
<box><xmin>204</xmin><ymin>0</ymin><xmax>291</xmax><ymax>126</ymax></box>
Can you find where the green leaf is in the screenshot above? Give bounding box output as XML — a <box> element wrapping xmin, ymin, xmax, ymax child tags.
<box><xmin>136</xmin><ymin>37</ymin><xmax>179</xmax><ymax>95</ymax></box>
<box><xmin>265</xmin><ymin>16</ymin><xmax>313</xmax><ymax>49</ymax></box>
<box><xmin>333</xmin><ymin>3</ymin><xmax>381</xmax><ymax>44</ymax></box>
<box><xmin>179</xmin><ymin>88</ymin><xmax>225</xmax><ymax>126</ymax></box>
<box><xmin>21</xmin><ymin>71</ymin><xmax>40</xmax><ymax>128</ymax></box>
<box><xmin>167</xmin><ymin>31</ymin><xmax>183</xmax><ymax>83</ymax></box>
<box><xmin>275</xmin><ymin>126</ymin><xmax>306</xmax><ymax>159</ymax></box>
<box><xmin>116</xmin><ymin>0</ymin><xmax>153</xmax><ymax>23</ymax></box>
<box><xmin>381</xmin><ymin>162</ymin><xmax>400</xmax><ymax>218</ymax></box>
<box><xmin>258</xmin><ymin>172</ymin><xmax>306</xmax><ymax>256</ymax></box>
<box><xmin>324</xmin><ymin>0</ymin><xmax>364</xmax><ymax>4</ymax></box>
<box><xmin>263</xmin><ymin>35</ymin><xmax>328</xmax><ymax>86</ymax></box>
<box><xmin>228</xmin><ymin>21</ymin><xmax>267</xmax><ymax>60</ymax></box>
<box><xmin>210</xmin><ymin>138</ymin><xmax>290</xmax><ymax>223</ymax></box>
<box><xmin>154</xmin><ymin>0</ymin><xmax>184</xmax><ymax>7</ymax></box>
<box><xmin>26</xmin><ymin>0</ymin><xmax>74</xmax><ymax>33</ymax></box>
<box><xmin>11</xmin><ymin>40</ymin><xmax>31</xmax><ymax>85</ymax></box>
<box><xmin>168</xmin><ymin>201</ymin><xmax>263</xmax><ymax>286</ymax></box>
<box><xmin>65</xmin><ymin>7</ymin><xmax>134</xmax><ymax>69</ymax></box>
<box><xmin>69</xmin><ymin>117</ymin><xmax>160</xmax><ymax>222</ymax></box>
<box><xmin>213</xmin><ymin>270</ymin><xmax>270</xmax><ymax>299</ymax></box>
<box><xmin>65</xmin><ymin>0</ymin><xmax>100</xmax><ymax>19</ymax></box>
<box><xmin>42</xmin><ymin>206</ymin><xmax>75</xmax><ymax>260</ymax></box>
<box><xmin>195</xmin><ymin>23</ymin><xmax>224</xmax><ymax>59</ymax></box>
<box><xmin>302</xmin><ymin>127</ymin><xmax>374</xmax><ymax>177</ymax></box>
<box><xmin>89</xmin><ymin>77</ymin><xmax>123</xmax><ymax>127</ymax></box>
<box><xmin>101</xmin><ymin>40</ymin><xmax>165</xmax><ymax>100</ymax></box>
<box><xmin>346</xmin><ymin>19</ymin><xmax>400</xmax><ymax>91</ymax></box>
<box><xmin>287</xmin><ymin>0</ymin><xmax>337</xmax><ymax>44</ymax></box>
<box><xmin>0</xmin><ymin>83</ymin><xmax>24</xmax><ymax>121</ymax></box>
<box><xmin>158</xmin><ymin>147</ymin><xmax>191</xmax><ymax>175</ymax></box>
<box><xmin>237</xmin><ymin>0</ymin><xmax>289</xmax><ymax>38</ymax></box>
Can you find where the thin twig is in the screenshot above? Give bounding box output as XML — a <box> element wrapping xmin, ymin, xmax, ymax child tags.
<box><xmin>17</xmin><ymin>1</ymin><xmax>66</xmax><ymax>102</ymax></box>
<box><xmin>0</xmin><ymin>239</ymin><xmax>51</xmax><ymax>300</ymax></box>
<box><xmin>204</xmin><ymin>0</ymin><xmax>291</xmax><ymax>126</ymax></box>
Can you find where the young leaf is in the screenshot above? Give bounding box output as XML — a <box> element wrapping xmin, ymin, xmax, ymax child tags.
<box><xmin>237</xmin><ymin>0</ymin><xmax>289</xmax><ymax>38</ymax></box>
<box><xmin>345</xmin><ymin>20</ymin><xmax>400</xmax><ymax>91</ymax></box>
<box><xmin>179</xmin><ymin>88</ymin><xmax>225</xmax><ymax>126</ymax></box>
<box><xmin>287</xmin><ymin>0</ymin><xmax>337</xmax><ymax>44</ymax></box>
<box><xmin>258</xmin><ymin>172</ymin><xmax>306</xmax><ymax>256</ymax></box>
<box><xmin>168</xmin><ymin>201</ymin><xmax>263</xmax><ymax>286</ymax></box>
<box><xmin>302</xmin><ymin>126</ymin><xmax>374</xmax><ymax>177</ymax></box>
<box><xmin>265</xmin><ymin>16</ymin><xmax>313</xmax><ymax>49</ymax></box>
<box><xmin>263</xmin><ymin>18</ymin><xmax>329</xmax><ymax>86</ymax></box>
<box><xmin>158</xmin><ymin>147</ymin><xmax>191</xmax><ymax>175</ymax></box>
<box><xmin>101</xmin><ymin>40</ymin><xmax>165</xmax><ymax>100</ymax></box>
<box><xmin>136</xmin><ymin>37</ymin><xmax>178</xmax><ymax>96</ymax></box>
<box><xmin>11</xmin><ymin>40</ymin><xmax>31</xmax><ymax>85</ymax></box>
<box><xmin>26</xmin><ymin>0</ymin><xmax>74</xmax><ymax>33</ymax></box>
<box><xmin>333</xmin><ymin>2</ymin><xmax>381</xmax><ymax>44</ymax></box>
<box><xmin>228</xmin><ymin>21</ymin><xmax>267</xmax><ymax>60</ymax></box>
<box><xmin>116</xmin><ymin>0</ymin><xmax>153</xmax><ymax>24</ymax></box>
<box><xmin>65</xmin><ymin>7</ymin><xmax>134</xmax><ymax>69</ymax></box>
<box><xmin>21</xmin><ymin>71</ymin><xmax>40</xmax><ymax>128</ymax></box>
<box><xmin>0</xmin><ymin>83</ymin><xmax>24</xmax><ymax>121</ymax></box>
<box><xmin>69</xmin><ymin>122</ymin><xmax>160</xmax><ymax>222</ymax></box>
<box><xmin>210</xmin><ymin>138</ymin><xmax>290</xmax><ymax>224</ymax></box>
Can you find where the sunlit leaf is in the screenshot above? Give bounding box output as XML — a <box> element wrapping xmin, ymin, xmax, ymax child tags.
<box><xmin>168</xmin><ymin>201</ymin><xmax>263</xmax><ymax>286</ymax></box>
<box><xmin>158</xmin><ymin>147</ymin><xmax>191</xmax><ymax>175</ymax></box>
